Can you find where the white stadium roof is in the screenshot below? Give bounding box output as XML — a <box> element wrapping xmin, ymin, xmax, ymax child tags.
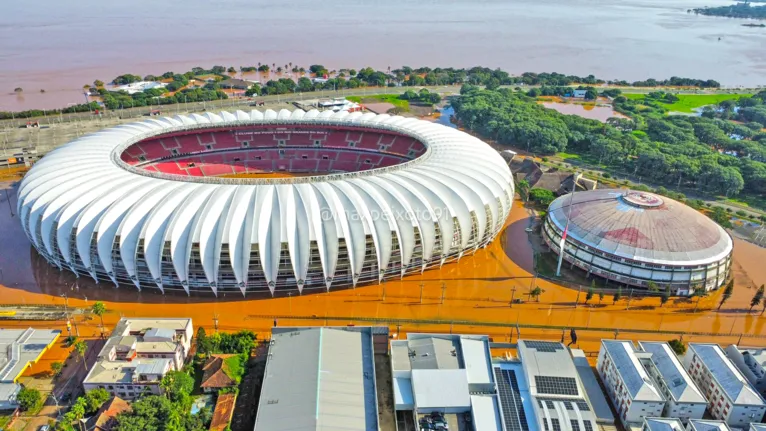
<box><xmin>18</xmin><ymin>109</ymin><xmax>514</xmax><ymax>296</ymax></box>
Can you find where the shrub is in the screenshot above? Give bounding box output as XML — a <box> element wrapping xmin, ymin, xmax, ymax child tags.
<box><xmin>668</xmin><ymin>339</ymin><xmax>686</xmax><ymax>356</ymax></box>
<box><xmin>601</xmin><ymin>172</ymin><xmax>610</xmax><ymax>179</ymax></box>
<box><xmin>528</xmin><ymin>188</ymin><xmax>556</xmax><ymax>207</ymax></box>
<box><xmin>541</xmin><ymin>157</ymin><xmax>549</xmax><ymax>162</ymax></box>
<box><xmin>736</xmin><ymin>210</ymin><xmax>747</xmax><ymax>217</ymax></box>
<box><xmin>17</xmin><ymin>387</ymin><xmax>41</xmax><ymax>411</ymax></box>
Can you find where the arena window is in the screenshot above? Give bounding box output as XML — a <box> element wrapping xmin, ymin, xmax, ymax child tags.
<box><xmin>205</xmin><ymin>144</ymin><xmax>213</xmax><ymax>150</ymax></box>
<box><xmin>170</xmin><ymin>149</ymin><xmax>179</xmax><ymax>156</ymax></box>
<box><xmin>242</xmin><ymin>141</ymin><xmax>249</xmax><ymax>147</ymax></box>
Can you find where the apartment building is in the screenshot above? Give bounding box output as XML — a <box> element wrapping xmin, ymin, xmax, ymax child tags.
<box><xmin>638</xmin><ymin>341</ymin><xmax>707</xmax><ymax>422</ymax></box>
<box><xmin>83</xmin><ymin>318</ymin><xmax>193</xmax><ymax>400</ymax></box>
<box><xmin>684</xmin><ymin>343</ymin><xmax>766</xmax><ymax>428</ymax></box>
<box><xmin>725</xmin><ymin>346</ymin><xmax>766</xmax><ymax>398</ymax></box>
<box><xmin>597</xmin><ymin>340</ymin><xmax>665</xmax><ymax>428</ymax></box>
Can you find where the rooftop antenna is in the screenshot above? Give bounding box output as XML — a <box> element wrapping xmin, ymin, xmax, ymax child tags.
<box><xmin>556</xmin><ymin>174</ymin><xmax>577</xmax><ymax>276</ymax></box>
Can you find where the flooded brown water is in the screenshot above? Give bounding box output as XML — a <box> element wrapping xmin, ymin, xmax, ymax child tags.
<box><xmin>542</xmin><ymin>102</ymin><xmax>627</xmax><ymax>123</ymax></box>
<box><xmin>3</xmin><ymin>177</ymin><xmax>766</xmax><ymax>351</ymax></box>
<box><xmin>2</xmin><ymin>0</ymin><xmax>766</xmax><ymax>111</ymax></box>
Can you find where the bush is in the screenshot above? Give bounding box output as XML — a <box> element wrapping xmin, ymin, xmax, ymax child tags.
<box><xmin>736</xmin><ymin>210</ymin><xmax>747</xmax><ymax>217</ymax></box>
<box><xmin>668</xmin><ymin>339</ymin><xmax>686</xmax><ymax>356</ymax></box>
<box><xmin>541</xmin><ymin>157</ymin><xmax>549</xmax><ymax>162</ymax></box>
<box><xmin>17</xmin><ymin>387</ymin><xmax>41</xmax><ymax>411</ymax></box>
<box><xmin>601</xmin><ymin>172</ymin><xmax>610</xmax><ymax>179</ymax></box>
<box><xmin>528</xmin><ymin>188</ymin><xmax>556</xmax><ymax>207</ymax></box>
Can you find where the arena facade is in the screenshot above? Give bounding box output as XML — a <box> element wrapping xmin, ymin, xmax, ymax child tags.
<box><xmin>543</xmin><ymin>189</ymin><xmax>732</xmax><ymax>294</ymax></box>
<box><xmin>18</xmin><ymin>109</ymin><xmax>514</xmax><ymax>296</ymax></box>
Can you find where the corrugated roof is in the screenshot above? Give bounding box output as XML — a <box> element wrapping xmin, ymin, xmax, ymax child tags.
<box><xmin>690</xmin><ymin>343</ymin><xmax>765</xmax><ymax>406</ymax></box>
<box><xmin>254</xmin><ymin>327</ymin><xmax>378</xmax><ymax>431</ymax></box>
<box><xmin>548</xmin><ymin>189</ymin><xmax>732</xmax><ymax>265</ymax></box>
<box><xmin>639</xmin><ymin>341</ymin><xmax>705</xmax><ymax>404</ymax></box>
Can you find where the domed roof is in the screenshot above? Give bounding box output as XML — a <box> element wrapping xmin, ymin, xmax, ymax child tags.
<box><xmin>17</xmin><ymin>109</ymin><xmax>514</xmax><ymax>295</ymax></box>
<box><xmin>548</xmin><ymin>189</ymin><xmax>732</xmax><ymax>265</ymax></box>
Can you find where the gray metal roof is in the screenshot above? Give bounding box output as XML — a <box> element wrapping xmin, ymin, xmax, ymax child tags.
<box><xmin>750</xmin><ymin>424</ymin><xmax>766</xmax><ymax>431</ymax></box>
<box><xmin>548</xmin><ymin>189</ymin><xmax>732</xmax><ymax>266</ymax></box>
<box><xmin>690</xmin><ymin>343</ymin><xmax>765</xmax><ymax>406</ymax></box>
<box><xmin>571</xmin><ymin>349</ymin><xmax>615</xmax><ymax>424</ymax></box>
<box><xmin>688</xmin><ymin>420</ymin><xmax>732</xmax><ymax>431</ymax></box>
<box><xmin>644</xmin><ymin>418</ymin><xmax>685</xmax><ymax>431</ymax></box>
<box><xmin>254</xmin><ymin>327</ymin><xmax>378</xmax><ymax>431</ymax></box>
<box><xmin>639</xmin><ymin>341</ymin><xmax>705</xmax><ymax>404</ymax></box>
<box><xmin>601</xmin><ymin>340</ymin><xmax>662</xmax><ymax>401</ymax></box>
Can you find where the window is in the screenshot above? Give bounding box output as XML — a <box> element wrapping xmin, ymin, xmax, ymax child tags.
<box><xmin>322</xmin><ymin>155</ymin><xmax>329</xmax><ymax>160</ymax></box>
<box><xmin>170</xmin><ymin>149</ymin><xmax>179</xmax><ymax>156</ymax></box>
<box><xmin>551</xmin><ymin>418</ymin><xmax>561</xmax><ymax>431</ymax></box>
<box><xmin>570</xmin><ymin>420</ymin><xmax>580</xmax><ymax>431</ymax></box>
<box><xmin>234</xmin><ymin>157</ymin><xmax>241</xmax><ymax>162</ymax></box>
<box><xmin>242</xmin><ymin>141</ymin><xmax>249</xmax><ymax>147</ymax></box>
<box><xmin>314</xmin><ymin>140</ymin><xmax>321</xmax><ymax>147</ymax></box>
<box><xmin>583</xmin><ymin>422</ymin><xmax>594</xmax><ymax>431</ymax></box>
<box><xmin>138</xmin><ymin>155</ymin><xmax>147</xmax><ymax>162</ymax></box>
<box><xmin>565</xmin><ymin>402</ymin><xmax>574</xmax><ymax>411</ymax></box>
<box><xmin>205</xmin><ymin>144</ymin><xmax>212</xmax><ymax>150</ymax></box>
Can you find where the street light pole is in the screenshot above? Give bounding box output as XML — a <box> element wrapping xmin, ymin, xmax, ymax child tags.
<box><xmin>61</xmin><ymin>292</ymin><xmax>79</xmax><ymax>337</ymax></box>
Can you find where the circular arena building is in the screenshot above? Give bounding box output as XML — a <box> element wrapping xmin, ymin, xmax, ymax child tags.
<box><xmin>18</xmin><ymin>109</ymin><xmax>514</xmax><ymax>296</ymax></box>
<box><xmin>543</xmin><ymin>189</ymin><xmax>732</xmax><ymax>293</ymax></box>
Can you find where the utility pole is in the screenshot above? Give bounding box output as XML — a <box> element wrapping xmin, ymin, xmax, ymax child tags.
<box><xmin>440</xmin><ymin>282</ymin><xmax>446</xmax><ymax>305</ymax></box>
<box><xmin>419</xmin><ymin>283</ymin><xmax>424</xmax><ymax>304</ymax></box>
<box><xmin>382</xmin><ymin>284</ymin><xmax>386</xmax><ymax>302</ymax></box>
<box><xmin>509</xmin><ymin>286</ymin><xmax>517</xmax><ymax>308</ymax></box>
<box><xmin>213</xmin><ymin>313</ymin><xmax>219</xmax><ymax>333</ymax></box>
<box><xmin>626</xmin><ymin>288</ymin><xmax>633</xmax><ymax>310</ymax></box>
<box><xmin>61</xmin><ymin>293</ymin><xmax>79</xmax><ymax>337</ymax></box>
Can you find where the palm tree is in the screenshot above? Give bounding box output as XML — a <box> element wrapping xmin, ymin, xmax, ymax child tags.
<box><xmin>718</xmin><ymin>279</ymin><xmax>734</xmax><ymax>310</ymax></box>
<box><xmin>530</xmin><ymin>287</ymin><xmax>544</xmax><ymax>302</ymax></box>
<box><xmin>74</xmin><ymin>340</ymin><xmax>88</xmax><ymax>371</ymax></box>
<box><xmin>92</xmin><ymin>301</ymin><xmax>106</xmax><ymax>337</ymax></box>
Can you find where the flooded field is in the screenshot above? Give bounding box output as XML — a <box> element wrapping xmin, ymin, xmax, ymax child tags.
<box><xmin>541</xmin><ymin>102</ymin><xmax>627</xmax><ymax>123</ymax></box>
<box><xmin>3</xmin><ymin>176</ymin><xmax>766</xmax><ymax>352</ymax></box>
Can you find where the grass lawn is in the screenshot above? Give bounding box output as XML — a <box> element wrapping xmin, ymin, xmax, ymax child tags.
<box><xmin>555</xmin><ymin>152</ymin><xmax>581</xmax><ymax>160</ymax></box>
<box><xmin>223</xmin><ymin>355</ymin><xmax>245</xmax><ymax>384</ymax></box>
<box><xmin>346</xmin><ymin>94</ymin><xmax>409</xmax><ymax>110</ymax></box>
<box><xmin>0</xmin><ymin>414</ymin><xmax>12</xmax><ymax>429</ymax></box>
<box><xmin>623</xmin><ymin>93</ymin><xmax>751</xmax><ymax>113</ymax></box>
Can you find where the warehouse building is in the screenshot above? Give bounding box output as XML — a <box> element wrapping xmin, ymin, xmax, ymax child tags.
<box><xmin>254</xmin><ymin>327</ymin><xmax>379</xmax><ymax>431</ymax></box>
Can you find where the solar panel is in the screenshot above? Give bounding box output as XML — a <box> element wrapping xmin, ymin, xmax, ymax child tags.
<box><xmin>525</xmin><ymin>341</ymin><xmax>564</xmax><ymax>352</ymax></box>
<box><xmin>494</xmin><ymin>368</ymin><xmax>530</xmax><ymax>431</ymax></box>
<box><xmin>571</xmin><ymin>420</ymin><xmax>581</xmax><ymax>431</ymax></box>
<box><xmin>535</xmin><ymin>376</ymin><xmax>579</xmax><ymax>396</ymax></box>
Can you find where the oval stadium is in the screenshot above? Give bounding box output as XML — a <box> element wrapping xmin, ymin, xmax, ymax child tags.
<box><xmin>17</xmin><ymin>109</ymin><xmax>514</xmax><ymax>296</ymax></box>
<box><xmin>543</xmin><ymin>189</ymin><xmax>732</xmax><ymax>293</ymax></box>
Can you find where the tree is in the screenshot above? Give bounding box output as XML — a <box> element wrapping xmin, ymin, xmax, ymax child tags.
<box><xmin>528</xmin><ymin>188</ymin><xmax>555</xmax><ymax>207</ymax></box>
<box><xmin>227</xmin><ymin>67</ymin><xmax>236</xmax><ymax>73</ymax></box>
<box><xmin>92</xmin><ymin>301</ymin><xmax>106</xmax><ymax>336</ymax></box>
<box><xmin>530</xmin><ymin>287</ymin><xmax>544</xmax><ymax>302</ymax></box>
<box><xmin>660</xmin><ymin>286</ymin><xmax>671</xmax><ymax>307</ymax></box>
<box><xmin>94</xmin><ymin>80</ymin><xmax>104</xmax><ymax>88</ymax></box>
<box><xmin>196</xmin><ymin>326</ymin><xmax>208</xmax><ymax>354</ymax></box>
<box><xmin>668</xmin><ymin>339</ymin><xmax>686</xmax><ymax>356</ymax></box>
<box><xmin>719</xmin><ymin>279</ymin><xmax>734</xmax><ymax>310</ymax></box>
<box><xmin>17</xmin><ymin>387</ymin><xmax>41</xmax><ymax>411</ymax></box>
<box><xmin>613</xmin><ymin>287</ymin><xmax>622</xmax><ymax>304</ymax></box>
<box><xmin>517</xmin><ymin>179</ymin><xmax>530</xmax><ymax>202</ymax></box>
<box><xmin>647</xmin><ymin>281</ymin><xmax>659</xmax><ymax>293</ymax></box>
<box><xmin>750</xmin><ymin>285</ymin><xmax>764</xmax><ymax>312</ymax></box>
<box><xmin>598</xmin><ymin>291</ymin><xmax>605</xmax><ymax>304</ymax></box>
<box><xmin>160</xmin><ymin>370</ymin><xmax>194</xmax><ymax>405</ymax></box>
<box><xmin>51</xmin><ymin>361</ymin><xmax>64</xmax><ymax>378</ymax></box>
<box><xmin>84</xmin><ymin>388</ymin><xmax>110</xmax><ymax>413</ymax></box>
<box><xmin>74</xmin><ymin>340</ymin><xmax>88</xmax><ymax>370</ymax></box>
<box><xmin>585</xmin><ymin>281</ymin><xmax>594</xmax><ymax>304</ymax></box>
